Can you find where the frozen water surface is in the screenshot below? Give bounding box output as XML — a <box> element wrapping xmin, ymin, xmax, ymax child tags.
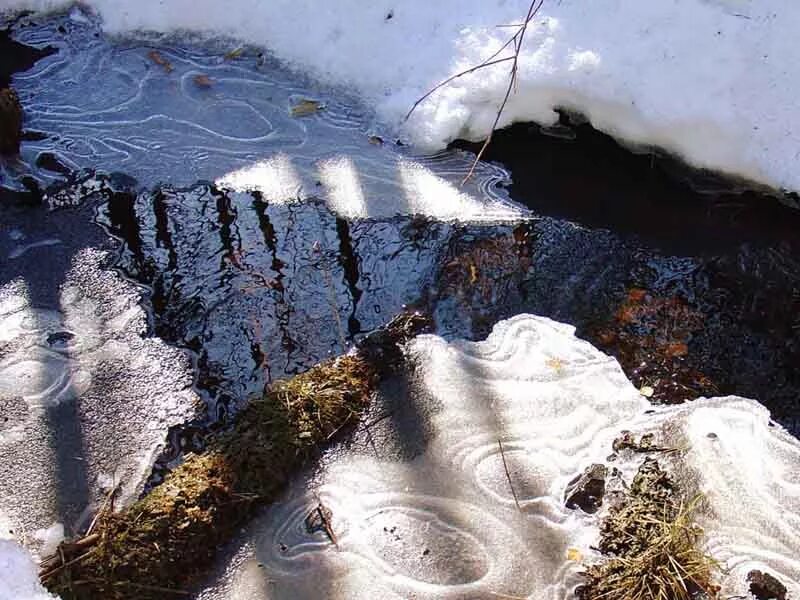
<box><xmin>1</xmin><ymin>8</ymin><xmax>800</xmax><ymax>600</ymax></box>
<box><xmin>6</xmin><ymin>9</ymin><xmax>521</xmax><ymax>220</ymax></box>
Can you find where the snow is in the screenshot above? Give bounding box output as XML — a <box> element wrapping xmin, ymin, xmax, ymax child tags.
<box><xmin>4</xmin><ymin>0</ymin><xmax>800</xmax><ymax>193</ymax></box>
<box><xmin>0</xmin><ymin>540</ymin><xmax>57</xmax><ymax>600</ymax></box>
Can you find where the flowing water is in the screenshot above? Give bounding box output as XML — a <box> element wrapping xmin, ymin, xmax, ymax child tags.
<box><xmin>2</xmin><ymin>7</ymin><xmax>800</xmax><ymax>599</ymax></box>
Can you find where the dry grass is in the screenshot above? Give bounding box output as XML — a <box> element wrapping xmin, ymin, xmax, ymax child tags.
<box><xmin>579</xmin><ymin>458</ymin><xmax>719</xmax><ymax>600</ymax></box>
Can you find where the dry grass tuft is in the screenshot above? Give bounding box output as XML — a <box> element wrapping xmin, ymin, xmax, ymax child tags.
<box><xmin>579</xmin><ymin>458</ymin><xmax>719</xmax><ymax>600</ymax></box>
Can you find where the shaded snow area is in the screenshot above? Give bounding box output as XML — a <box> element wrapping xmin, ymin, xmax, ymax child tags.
<box><xmin>197</xmin><ymin>316</ymin><xmax>800</xmax><ymax>600</ymax></box>
<box><xmin>5</xmin><ymin>0</ymin><xmax>800</xmax><ymax>193</ymax></box>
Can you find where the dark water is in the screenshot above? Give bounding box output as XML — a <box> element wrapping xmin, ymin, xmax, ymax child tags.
<box><xmin>89</xmin><ymin>168</ymin><xmax>800</xmax><ymax>461</ymax></box>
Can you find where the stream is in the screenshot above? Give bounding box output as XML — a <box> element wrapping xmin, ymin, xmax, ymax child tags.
<box><xmin>1</xmin><ymin>6</ymin><xmax>800</xmax><ymax>599</ymax></box>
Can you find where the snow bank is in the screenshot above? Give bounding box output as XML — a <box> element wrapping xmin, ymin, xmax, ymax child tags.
<box><xmin>0</xmin><ymin>540</ymin><xmax>57</xmax><ymax>600</ymax></box>
<box><xmin>5</xmin><ymin>0</ymin><xmax>800</xmax><ymax>193</ymax></box>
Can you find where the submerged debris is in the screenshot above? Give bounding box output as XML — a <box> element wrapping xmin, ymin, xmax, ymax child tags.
<box><xmin>193</xmin><ymin>74</ymin><xmax>214</xmax><ymax>88</ymax></box>
<box><xmin>592</xmin><ymin>288</ymin><xmax>715</xmax><ymax>404</ymax></box>
<box><xmin>147</xmin><ymin>50</ymin><xmax>173</xmax><ymax>73</ymax></box>
<box><xmin>578</xmin><ymin>458</ymin><xmax>719</xmax><ymax>600</ymax></box>
<box><xmin>40</xmin><ymin>311</ymin><xmax>431</xmax><ymax>600</ymax></box>
<box><xmin>748</xmin><ymin>570</ymin><xmax>788</xmax><ymax>600</ymax></box>
<box><xmin>0</xmin><ymin>86</ymin><xmax>22</xmax><ymax>155</ymax></box>
<box><xmin>290</xmin><ymin>98</ymin><xmax>324</xmax><ymax>117</ymax></box>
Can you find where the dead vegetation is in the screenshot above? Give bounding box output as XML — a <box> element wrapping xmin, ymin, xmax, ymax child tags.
<box><xmin>405</xmin><ymin>0</ymin><xmax>545</xmax><ymax>183</ymax></box>
<box><xmin>40</xmin><ymin>311</ymin><xmax>431</xmax><ymax>600</ymax></box>
<box><xmin>578</xmin><ymin>458</ymin><xmax>719</xmax><ymax>600</ymax></box>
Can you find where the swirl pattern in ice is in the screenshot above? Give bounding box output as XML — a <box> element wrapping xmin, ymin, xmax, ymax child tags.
<box><xmin>197</xmin><ymin>315</ymin><xmax>650</xmax><ymax>600</ymax></box>
<box><xmin>197</xmin><ymin>315</ymin><xmax>800</xmax><ymax>599</ymax></box>
<box><xmin>7</xmin><ymin>8</ymin><xmax>521</xmax><ymax>221</ymax></box>
<box><xmin>0</xmin><ymin>243</ymin><xmax>198</xmax><ymax>546</ymax></box>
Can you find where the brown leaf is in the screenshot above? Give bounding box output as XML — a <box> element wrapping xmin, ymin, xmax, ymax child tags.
<box><xmin>193</xmin><ymin>74</ymin><xmax>214</xmax><ymax>88</ymax></box>
<box><xmin>148</xmin><ymin>50</ymin><xmax>173</xmax><ymax>73</ymax></box>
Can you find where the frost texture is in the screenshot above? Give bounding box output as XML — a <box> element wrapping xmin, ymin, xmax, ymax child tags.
<box><xmin>196</xmin><ymin>315</ymin><xmax>799</xmax><ymax>599</ymax></box>
<box><xmin>0</xmin><ymin>540</ymin><xmax>57</xmax><ymax>600</ymax></box>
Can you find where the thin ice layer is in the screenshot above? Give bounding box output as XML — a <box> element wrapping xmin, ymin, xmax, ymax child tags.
<box><xmin>5</xmin><ymin>0</ymin><xmax>800</xmax><ymax>192</ymax></box>
<box><xmin>0</xmin><ymin>248</ymin><xmax>198</xmax><ymax>546</ymax></box>
<box><xmin>0</xmin><ymin>540</ymin><xmax>57</xmax><ymax>600</ymax></box>
<box><xmin>197</xmin><ymin>314</ymin><xmax>800</xmax><ymax>599</ymax></box>
<box><xmin>3</xmin><ymin>11</ymin><xmax>518</xmax><ymax>220</ymax></box>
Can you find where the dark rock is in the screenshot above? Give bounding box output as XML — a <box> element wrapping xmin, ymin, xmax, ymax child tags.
<box><xmin>0</xmin><ymin>87</ymin><xmax>22</xmax><ymax>155</ymax></box>
<box><xmin>565</xmin><ymin>463</ymin><xmax>607</xmax><ymax>514</ymax></box>
<box><xmin>36</xmin><ymin>151</ymin><xmax>71</xmax><ymax>175</ymax></box>
<box><xmin>748</xmin><ymin>570</ymin><xmax>788</xmax><ymax>600</ymax></box>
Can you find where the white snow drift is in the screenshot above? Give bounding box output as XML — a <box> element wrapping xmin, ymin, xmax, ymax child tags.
<box><xmin>4</xmin><ymin>0</ymin><xmax>800</xmax><ymax>193</ymax></box>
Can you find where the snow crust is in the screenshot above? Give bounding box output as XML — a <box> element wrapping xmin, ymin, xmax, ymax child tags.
<box><xmin>5</xmin><ymin>0</ymin><xmax>800</xmax><ymax>192</ymax></box>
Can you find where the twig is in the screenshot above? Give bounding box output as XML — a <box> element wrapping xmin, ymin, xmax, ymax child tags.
<box><xmin>404</xmin><ymin>56</ymin><xmax>514</xmax><ymax>121</ymax></box>
<box><xmin>405</xmin><ymin>0</ymin><xmax>545</xmax><ymax>184</ymax></box>
<box><xmin>40</xmin><ymin>548</ymin><xmax>96</xmax><ymax>581</ymax></box>
<box><xmin>498</xmin><ymin>439</ymin><xmax>522</xmax><ymax>511</ymax></box>
<box><xmin>310</xmin><ymin>494</ymin><xmax>339</xmax><ymax>549</ymax></box>
<box><xmin>462</xmin><ymin>0</ymin><xmax>544</xmax><ymax>184</ymax></box>
<box><xmin>87</xmin><ymin>482</ymin><xmax>121</xmax><ymax>537</ymax></box>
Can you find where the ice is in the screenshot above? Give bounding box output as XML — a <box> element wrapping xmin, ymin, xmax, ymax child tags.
<box><xmin>197</xmin><ymin>315</ymin><xmax>800</xmax><ymax>599</ymax></box>
<box><xmin>0</xmin><ymin>249</ymin><xmax>198</xmax><ymax>547</ymax></box>
<box><xmin>0</xmin><ymin>540</ymin><xmax>57</xmax><ymax>600</ymax></box>
<box><xmin>5</xmin><ymin>0</ymin><xmax>800</xmax><ymax>192</ymax></box>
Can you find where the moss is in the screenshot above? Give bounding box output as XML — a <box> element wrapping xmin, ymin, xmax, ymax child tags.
<box><xmin>41</xmin><ymin>312</ymin><xmax>430</xmax><ymax>600</ymax></box>
<box><xmin>578</xmin><ymin>458</ymin><xmax>719</xmax><ymax>600</ymax></box>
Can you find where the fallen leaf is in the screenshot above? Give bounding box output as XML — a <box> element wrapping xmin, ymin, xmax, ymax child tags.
<box><xmin>469</xmin><ymin>263</ymin><xmax>479</xmax><ymax>284</ymax></box>
<box><xmin>290</xmin><ymin>99</ymin><xmax>324</xmax><ymax>117</ymax></box>
<box><xmin>566</xmin><ymin>548</ymin><xmax>583</xmax><ymax>561</ymax></box>
<box><xmin>148</xmin><ymin>50</ymin><xmax>173</xmax><ymax>73</ymax></box>
<box><xmin>193</xmin><ymin>74</ymin><xmax>214</xmax><ymax>88</ymax></box>
<box><xmin>664</xmin><ymin>341</ymin><xmax>689</xmax><ymax>357</ymax></box>
<box><xmin>224</xmin><ymin>46</ymin><xmax>245</xmax><ymax>60</ymax></box>
<box><xmin>627</xmin><ymin>288</ymin><xmax>648</xmax><ymax>303</ymax></box>
<box><xmin>368</xmin><ymin>135</ymin><xmax>384</xmax><ymax>145</ymax></box>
